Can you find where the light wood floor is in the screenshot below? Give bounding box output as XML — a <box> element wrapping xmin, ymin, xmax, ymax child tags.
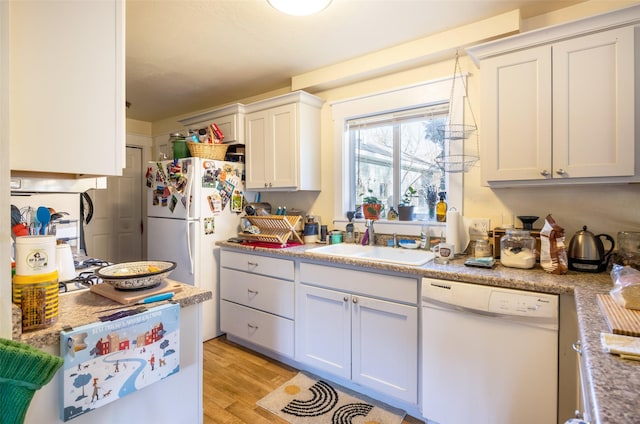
<box><xmin>203</xmin><ymin>336</ymin><xmax>425</xmax><ymax>424</ymax></box>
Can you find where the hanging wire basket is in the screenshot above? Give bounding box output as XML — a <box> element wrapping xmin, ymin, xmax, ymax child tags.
<box><xmin>437</xmin><ymin>123</ymin><xmax>477</xmax><ymax>140</ymax></box>
<box><xmin>435</xmin><ymin>50</ymin><xmax>480</xmax><ymax>172</ymax></box>
<box><xmin>435</xmin><ymin>153</ymin><xmax>479</xmax><ymax>173</ymax></box>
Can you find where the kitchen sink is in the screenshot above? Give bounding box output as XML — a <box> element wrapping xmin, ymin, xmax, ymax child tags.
<box><xmin>307</xmin><ymin>243</ymin><xmax>435</xmax><ymax>266</ymax></box>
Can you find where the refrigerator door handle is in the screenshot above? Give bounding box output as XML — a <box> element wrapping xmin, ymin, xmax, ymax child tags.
<box><xmin>184</xmin><ymin>164</ymin><xmax>195</xmax><ymax>275</ymax></box>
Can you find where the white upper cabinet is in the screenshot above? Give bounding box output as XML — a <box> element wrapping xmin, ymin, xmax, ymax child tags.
<box><xmin>468</xmin><ymin>5</ymin><xmax>640</xmax><ymax>187</ymax></box>
<box><xmin>244</xmin><ymin>91</ymin><xmax>323</xmax><ymax>191</ymax></box>
<box><xmin>9</xmin><ymin>0</ymin><xmax>125</xmax><ymax>177</ymax></box>
<box><xmin>178</xmin><ymin>103</ymin><xmax>245</xmax><ymax>144</ymax></box>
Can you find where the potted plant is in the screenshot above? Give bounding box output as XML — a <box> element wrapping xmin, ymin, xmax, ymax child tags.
<box><xmin>398</xmin><ymin>186</ymin><xmax>416</xmax><ymax>221</ymax></box>
<box><xmin>360</xmin><ymin>189</ymin><xmax>384</xmax><ymax>220</ymax></box>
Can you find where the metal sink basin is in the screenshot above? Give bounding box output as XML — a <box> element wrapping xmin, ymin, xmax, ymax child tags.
<box><xmin>307</xmin><ymin>243</ymin><xmax>435</xmax><ymax>266</ymax></box>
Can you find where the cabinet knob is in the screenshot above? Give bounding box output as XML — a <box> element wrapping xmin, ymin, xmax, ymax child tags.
<box><xmin>264</xmin><ymin>183</ymin><xmax>268</xmax><ymax>188</ymax></box>
<box><xmin>247</xmin><ymin>289</ymin><xmax>259</xmax><ymax>295</ymax></box>
<box><xmin>540</xmin><ymin>169</ymin><xmax>550</xmax><ymax>177</ymax></box>
<box><xmin>343</xmin><ymin>296</ymin><xmax>348</xmax><ymax>302</ymax></box>
<box><xmin>269</xmin><ymin>182</ymin><xmax>273</xmax><ymax>188</ymax></box>
<box><xmin>352</xmin><ymin>297</ymin><xmax>358</xmax><ymax>304</ymax></box>
<box><xmin>556</xmin><ymin>168</ymin><xmax>567</xmax><ymax>175</ymax></box>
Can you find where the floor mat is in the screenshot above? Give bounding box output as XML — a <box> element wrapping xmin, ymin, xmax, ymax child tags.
<box><xmin>257</xmin><ymin>372</ymin><xmax>406</xmax><ymax>424</ymax></box>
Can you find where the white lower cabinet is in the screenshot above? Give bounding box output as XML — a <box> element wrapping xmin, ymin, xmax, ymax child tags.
<box><xmin>296</xmin><ymin>262</ymin><xmax>419</xmax><ymax>405</ymax></box>
<box><xmin>220</xmin><ymin>250</ymin><xmax>295</xmax><ymax>357</ymax></box>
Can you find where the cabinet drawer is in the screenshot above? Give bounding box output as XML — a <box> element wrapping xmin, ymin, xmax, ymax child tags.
<box><xmin>220</xmin><ymin>268</ymin><xmax>294</xmax><ymax>318</ymax></box>
<box><xmin>221</xmin><ymin>250</ymin><xmax>294</xmax><ymax>280</ymax></box>
<box><xmin>220</xmin><ymin>300</ymin><xmax>294</xmax><ymax>358</ymax></box>
<box><xmin>300</xmin><ymin>262</ymin><xmax>418</xmax><ymax>305</ymax></box>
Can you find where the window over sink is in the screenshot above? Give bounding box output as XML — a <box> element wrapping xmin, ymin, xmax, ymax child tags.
<box><xmin>331</xmin><ymin>76</ymin><xmax>465</xmax><ymax>224</ymax></box>
<box><xmin>347</xmin><ymin>104</ymin><xmax>449</xmax><ymax>221</ymax></box>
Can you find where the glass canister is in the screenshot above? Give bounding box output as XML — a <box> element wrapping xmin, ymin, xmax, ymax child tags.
<box><xmin>500</xmin><ymin>229</ymin><xmax>536</xmax><ymax>269</ymax></box>
<box><xmin>170</xmin><ymin>133</ymin><xmax>189</xmax><ymax>159</ymax></box>
<box><xmin>474</xmin><ymin>239</ymin><xmax>492</xmax><ymax>258</ymax></box>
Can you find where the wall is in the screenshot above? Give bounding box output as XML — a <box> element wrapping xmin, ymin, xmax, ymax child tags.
<box><xmin>151</xmin><ymin>1</ymin><xmax>640</xmax><ymax>242</ymax></box>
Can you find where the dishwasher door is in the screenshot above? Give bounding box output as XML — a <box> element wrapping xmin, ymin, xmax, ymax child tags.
<box><xmin>421</xmin><ymin>278</ymin><xmax>559</xmax><ymax>424</ymax></box>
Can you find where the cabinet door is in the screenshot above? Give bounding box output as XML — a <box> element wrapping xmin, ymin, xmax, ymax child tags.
<box><xmin>481</xmin><ymin>46</ymin><xmax>552</xmax><ymax>182</ymax></box>
<box><xmin>214</xmin><ymin>113</ymin><xmax>243</xmax><ymax>144</ymax></box>
<box><xmin>552</xmin><ymin>26</ymin><xmax>635</xmax><ymax>179</ymax></box>
<box><xmin>245</xmin><ymin>104</ymin><xmax>297</xmax><ymax>189</ymax></box>
<box><xmin>295</xmin><ymin>284</ymin><xmax>351</xmax><ymax>379</ymax></box>
<box><xmin>352</xmin><ymin>295</ymin><xmax>418</xmax><ymax>404</ymax></box>
<box><xmin>245</xmin><ymin>109</ymin><xmax>269</xmax><ymax>189</ymax></box>
<box><xmin>269</xmin><ymin>103</ymin><xmax>298</xmax><ymax>188</ymax></box>
<box><xmin>10</xmin><ymin>0</ymin><xmax>125</xmax><ymax>176</ymax></box>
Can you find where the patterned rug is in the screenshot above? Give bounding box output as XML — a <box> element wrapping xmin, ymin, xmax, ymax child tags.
<box><xmin>257</xmin><ymin>372</ymin><xmax>406</xmax><ymax>424</ymax></box>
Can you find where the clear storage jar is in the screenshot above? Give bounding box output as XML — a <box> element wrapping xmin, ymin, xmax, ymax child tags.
<box><xmin>500</xmin><ymin>229</ymin><xmax>536</xmax><ymax>269</ymax></box>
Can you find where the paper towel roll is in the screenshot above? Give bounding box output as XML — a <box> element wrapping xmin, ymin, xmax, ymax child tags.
<box><xmin>446</xmin><ymin>210</ymin><xmax>462</xmax><ymax>254</ymax></box>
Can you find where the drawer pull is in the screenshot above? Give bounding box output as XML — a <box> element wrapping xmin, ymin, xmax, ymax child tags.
<box><xmin>247</xmin><ymin>323</ymin><xmax>259</xmax><ymax>330</ymax></box>
<box><xmin>247</xmin><ymin>289</ymin><xmax>259</xmax><ymax>295</ymax></box>
<box><xmin>247</xmin><ymin>261</ymin><xmax>258</xmax><ymax>267</ymax></box>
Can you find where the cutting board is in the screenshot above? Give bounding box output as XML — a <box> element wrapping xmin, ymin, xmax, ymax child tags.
<box><xmin>597</xmin><ymin>294</ymin><xmax>640</xmax><ymax>337</ymax></box>
<box><xmin>90</xmin><ymin>279</ymin><xmax>182</xmax><ymax>305</ymax></box>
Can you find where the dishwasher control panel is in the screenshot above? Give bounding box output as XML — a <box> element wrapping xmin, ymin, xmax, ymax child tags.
<box><xmin>488</xmin><ymin>290</ymin><xmax>557</xmax><ymax>319</ymax></box>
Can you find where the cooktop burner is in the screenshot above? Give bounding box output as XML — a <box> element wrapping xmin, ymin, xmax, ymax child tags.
<box><xmin>59</xmin><ymin>257</ymin><xmax>110</xmax><ymax>294</ymax></box>
<box><xmin>74</xmin><ymin>258</ymin><xmax>110</xmax><ymax>270</ymax></box>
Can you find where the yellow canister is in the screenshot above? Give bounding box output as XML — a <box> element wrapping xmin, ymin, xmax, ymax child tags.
<box><xmin>12</xmin><ymin>271</ymin><xmax>59</xmax><ymax>331</ymax></box>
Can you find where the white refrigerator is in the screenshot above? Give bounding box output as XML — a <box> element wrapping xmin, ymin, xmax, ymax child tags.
<box><xmin>146</xmin><ymin>157</ymin><xmax>244</xmax><ymax>341</ymax></box>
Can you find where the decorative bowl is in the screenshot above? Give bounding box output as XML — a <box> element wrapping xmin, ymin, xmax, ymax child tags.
<box><xmin>96</xmin><ymin>261</ymin><xmax>176</xmax><ymax>290</ymax></box>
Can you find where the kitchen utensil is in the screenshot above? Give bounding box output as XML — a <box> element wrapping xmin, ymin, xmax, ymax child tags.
<box><xmin>98</xmin><ymin>292</ymin><xmax>175</xmax><ymax>313</ymax></box>
<box><xmin>568</xmin><ymin>226</ymin><xmax>615</xmax><ymax>273</ymax></box>
<box><xmin>36</xmin><ymin>207</ymin><xmax>51</xmax><ymax>235</ymax></box>
<box><xmin>96</xmin><ymin>261</ymin><xmax>177</xmax><ymax>290</ymax></box>
<box><xmin>517</xmin><ymin>215</ymin><xmax>539</xmax><ymax>230</ymax></box>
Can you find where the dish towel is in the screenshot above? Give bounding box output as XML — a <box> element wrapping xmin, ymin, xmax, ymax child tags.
<box><xmin>0</xmin><ymin>338</ymin><xmax>63</xmax><ymax>423</ymax></box>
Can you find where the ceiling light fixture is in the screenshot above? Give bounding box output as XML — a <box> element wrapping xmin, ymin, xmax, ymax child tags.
<box><xmin>268</xmin><ymin>0</ymin><xmax>332</xmax><ymax>16</ymax></box>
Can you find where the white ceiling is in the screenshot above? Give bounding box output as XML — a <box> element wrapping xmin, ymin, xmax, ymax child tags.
<box><xmin>125</xmin><ymin>0</ymin><xmax>585</xmax><ymax>122</ymax></box>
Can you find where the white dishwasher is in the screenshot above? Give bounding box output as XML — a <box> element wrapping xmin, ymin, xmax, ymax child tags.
<box><xmin>421</xmin><ymin>278</ymin><xmax>558</xmax><ymax>424</ymax></box>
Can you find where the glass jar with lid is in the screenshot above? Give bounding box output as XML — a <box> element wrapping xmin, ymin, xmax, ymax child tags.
<box><xmin>474</xmin><ymin>239</ymin><xmax>492</xmax><ymax>258</ymax></box>
<box><xmin>500</xmin><ymin>229</ymin><xmax>536</xmax><ymax>269</ymax></box>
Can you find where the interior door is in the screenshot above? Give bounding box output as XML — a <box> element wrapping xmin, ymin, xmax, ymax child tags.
<box><xmin>84</xmin><ymin>146</ymin><xmax>143</xmax><ymax>262</ymax></box>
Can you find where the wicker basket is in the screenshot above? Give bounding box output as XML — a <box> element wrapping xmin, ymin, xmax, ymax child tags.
<box><xmin>187</xmin><ymin>142</ymin><xmax>229</xmax><ymax>160</ymax></box>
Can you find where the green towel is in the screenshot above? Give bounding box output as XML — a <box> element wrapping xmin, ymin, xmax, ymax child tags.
<box><xmin>0</xmin><ymin>338</ymin><xmax>63</xmax><ymax>424</ymax></box>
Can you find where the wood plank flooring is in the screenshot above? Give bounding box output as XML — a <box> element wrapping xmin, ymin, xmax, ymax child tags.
<box><xmin>203</xmin><ymin>336</ymin><xmax>425</xmax><ymax>424</ymax></box>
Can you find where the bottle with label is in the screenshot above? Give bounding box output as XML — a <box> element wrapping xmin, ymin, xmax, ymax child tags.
<box><xmin>436</xmin><ymin>192</ymin><xmax>447</xmax><ymax>222</ymax></box>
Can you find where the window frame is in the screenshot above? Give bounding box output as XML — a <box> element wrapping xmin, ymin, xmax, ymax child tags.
<box><xmin>331</xmin><ymin>75</ymin><xmax>466</xmax><ymax>224</ymax></box>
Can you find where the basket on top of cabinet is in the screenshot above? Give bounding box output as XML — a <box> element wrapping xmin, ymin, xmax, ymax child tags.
<box><xmin>240</xmin><ymin>215</ymin><xmax>303</xmax><ymax>246</ymax></box>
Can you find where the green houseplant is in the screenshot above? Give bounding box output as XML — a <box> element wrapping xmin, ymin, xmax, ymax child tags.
<box><xmin>360</xmin><ymin>189</ymin><xmax>384</xmax><ymax>220</ymax></box>
<box><xmin>398</xmin><ymin>186</ymin><xmax>416</xmax><ymax>221</ymax></box>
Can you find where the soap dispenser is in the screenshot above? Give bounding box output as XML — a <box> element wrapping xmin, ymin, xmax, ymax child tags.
<box><xmin>436</xmin><ymin>192</ymin><xmax>447</xmax><ymax>222</ymax></box>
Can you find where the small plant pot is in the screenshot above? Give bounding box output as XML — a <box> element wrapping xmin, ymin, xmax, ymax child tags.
<box><xmin>362</xmin><ymin>203</ymin><xmax>383</xmax><ymax>220</ymax></box>
<box><xmin>398</xmin><ymin>205</ymin><xmax>415</xmax><ymax>221</ymax></box>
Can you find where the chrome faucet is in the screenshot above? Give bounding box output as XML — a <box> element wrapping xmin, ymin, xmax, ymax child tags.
<box><xmin>364</xmin><ymin>219</ymin><xmax>375</xmax><ymax>245</ymax></box>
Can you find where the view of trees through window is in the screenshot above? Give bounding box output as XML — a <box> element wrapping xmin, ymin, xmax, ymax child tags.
<box><xmin>349</xmin><ymin>105</ymin><xmax>448</xmax><ymax>221</ymax></box>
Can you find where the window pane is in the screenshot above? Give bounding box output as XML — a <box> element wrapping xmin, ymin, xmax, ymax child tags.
<box><xmin>352</xmin><ymin>124</ymin><xmax>394</xmax><ymax>211</ymax></box>
<box><xmin>349</xmin><ymin>106</ymin><xmax>448</xmax><ymax>221</ymax></box>
<box><xmin>400</xmin><ymin>115</ymin><xmax>447</xmax><ymax>220</ymax></box>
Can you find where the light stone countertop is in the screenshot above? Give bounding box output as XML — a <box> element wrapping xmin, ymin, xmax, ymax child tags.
<box><xmin>218</xmin><ymin>241</ymin><xmax>634</xmax><ymax>424</ymax></box>
<box><xmin>12</xmin><ymin>280</ymin><xmax>212</xmax><ymax>349</ymax></box>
